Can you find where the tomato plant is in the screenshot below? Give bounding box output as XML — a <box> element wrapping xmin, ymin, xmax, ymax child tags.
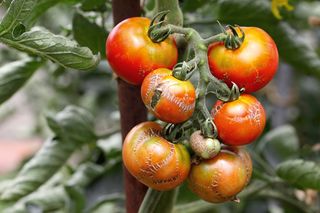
<box><xmin>208</xmin><ymin>27</ymin><xmax>279</xmax><ymax>93</ymax></box>
<box><xmin>141</xmin><ymin>68</ymin><xmax>196</xmax><ymax>124</ymax></box>
<box><xmin>106</xmin><ymin>17</ymin><xmax>178</xmax><ymax>85</ymax></box>
<box><xmin>122</xmin><ymin>121</ymin><xmax>191</xmax><ymax>191</ymax></box>
<box><xmin>188</xmin><ymin>146</ymin><xmax>252</xmax><ymax>203</ymax></box>
<box><xmin>211</xmin><ymin>94</ymin><xmax>266</xmax><ymax>146</ymax></box>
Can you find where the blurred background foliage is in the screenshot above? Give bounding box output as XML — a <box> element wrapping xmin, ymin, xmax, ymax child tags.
<box><xmin>0</xmin><ymin>0</ymin><xmax>319</xmax><ymax>212</ymax></box>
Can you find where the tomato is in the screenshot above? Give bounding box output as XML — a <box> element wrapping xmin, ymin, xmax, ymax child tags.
<box><xmin>211</xmin><ymin>94</ymin><xmax>266</xmax><ymax>146</ymax></box>
<box><xmin>188</xmin><ymin>146</ymin><xmax>252</xmax><ymax>203</ymax></box>
<box><xmin>189</xmin><ymin>130</ymin><xmax>221</xmax><ymax>159</ymax></box>
<box><xmin>141</xmin><ymin>68</ymin><xmax>196</xmax><ymax>124</ymax></box>
<box><xmin>208</xmin><ymin>27</ymin><xmax>278</xmax><ymax>93</ymax></box>
<box><xmin>122</xmin><ymin>121</ymin><xmax>191</xmax><ymax>191</ymax></box>
<box><xmin>106</xmin><ymin>17</ymin><xmax>178</xmax><ymax>85</ymax></box>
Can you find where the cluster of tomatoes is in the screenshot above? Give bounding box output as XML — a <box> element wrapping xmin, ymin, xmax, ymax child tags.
<box><xmin>106</xmin><ymin>16</ymin><xmax>278</xmax><ymax>203</ymax></box>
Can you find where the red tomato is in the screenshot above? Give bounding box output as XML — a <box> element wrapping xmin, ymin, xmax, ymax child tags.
<box><xmin>211</xmin><ymin>94</ymin><xmax>266</xmax><ymax>146</ymax></box>
<box><xmin>106</xmin><ymin>17</ymin><xmax>178</xmax><ymax>85</ymax></box>
<box><xmin>141</xmin><ymin>68</ymin><xmax>196</xmax><ymax>124</ymax></box>
<box><xmin>188</xmin><ymin>146</ymin><xmax>252</xmax><ymax>203</ymax></box>
<box><xmin>208</xmin><ymin>27</ymin><xmax>278</xmax><ymax>93</ymax></box>
<box><xmin>122</xmin><ymin>121</ymin><xmax>191</xmax><ymax>191</ymax></box>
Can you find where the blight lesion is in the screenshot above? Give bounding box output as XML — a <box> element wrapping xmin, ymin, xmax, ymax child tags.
<box><xmin>271</xmin><ymin>0</ymin><xmax>294</xmax><ymax>19</ymax></box>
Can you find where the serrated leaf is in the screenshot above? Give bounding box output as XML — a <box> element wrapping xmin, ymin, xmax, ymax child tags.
<box><xmin>0</xmin><ymin>0</ymin><xmax>36</xmax><ymax>35</ymax></box>
<box><xmin>138</xmin><ymin>188</ymin><xmax>178</xmax><ymax>213</ymax></box>
<box><xmin>276</xmin><ymin>159</ymin><xmax>320</xmax><ymax>190</ymax></box>
<box><xmin>5</xmin><ymin>187</ymin><xmax>68</xmax><ymax>213</ymax></box>
<box><xmin>0</xmin><ymin>57</ymin><xmax>42</xmax><ymax>105</ymax></box>
<box><xmin>0</xmin><ymin>28</ymin><xmax>100</xmax><ymax>70</ymax></box>
<box><xmin>46</xmin><ymin>105</ymin><xmax>97</xmax><ymax>145</ymax></box>
<box><xmin>72</xmin><ymin>13</ymin><xmax>108</xmax><ymax>58</ymax></box>
<box><xmin>4</xmin><ymin>159</ymin><xmax>121</xmax><ymax>212</ymax></box>
<box><xmin>256</xmin><ymin>125</ymin><xmax>299</xmax><ymax>165</ymax></box>
<box><xmin>0</xmin><ymin>137</ymin><xmax>79</xmax><ymax>201</ymax></box>
<box><xmin>216</xmin><ymin>0</ymin><xmax>320</xmax><ymax>78</ymax></box>
<box><xmin>24</xmin><ymin>0</ymin><xmax>81</xmax><ymax>28</ymax></box>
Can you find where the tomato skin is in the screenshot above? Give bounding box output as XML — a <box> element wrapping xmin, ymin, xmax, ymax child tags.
<box><xmin>106</xmin><ymin>17</ymin><xmax>178</xmax><ymax>85</ymax></box>
<box><xmin>141</xmin><ymin>68</ymin><xmax>196</xmax><ymax>124</ymax></box>
<box><xmin>211</xmin><ymin>94</ymin><xmax>266</xmax><ymax>146</ymax></box>
<box><xmin>122</xmin><ymin>121</ymin><xmax>191</xmax><ymax>191</ymax></box>
<box><xmin>208</xmin><ymin>27</ymin><xmax>278</xmax><ymax>93</ymax></box>
<box><xmin>188</xmin><ymin>147</ymin><xmax>252</xmax><ymax>203</ymax></box>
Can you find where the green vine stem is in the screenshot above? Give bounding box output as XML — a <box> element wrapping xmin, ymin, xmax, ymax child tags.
<box><xmin>153</xmin><ymin>0</ymin><xmax>183</xmax><ymax>26</ymax></box>
<box><xmin>149</xmin><ymin>20</ymin><xmax>241</xmax><ymax>138</ymax></box>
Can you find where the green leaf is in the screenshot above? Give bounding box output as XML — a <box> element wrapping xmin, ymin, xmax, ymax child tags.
<box><xmin>0</xmin><ymin>137</ymin><xmax>80</xmax><ymax>201</ymax></box>
<box><xmin>64</xmin><ymin>186</ymin><xmax>85</xmax><ymax>213</ymax></box>
<box><xmin>216</xmin><ymin>0</ymin><xmax>320</xmax><ymax>78</ymax></box>
<box><xmin>0</xmin><ymin>0</ymin><xmax>36</xmax><ymax>36</ymax></box>
<box><xmin>276</xmin><ymin>159</ymin><xmax>320</xmax><ymax>190</ymax></box>
<box><xmin>46</xmin><ymin>105</ymin><xmax>97</xmax><ymax>145</ymax></box>
<box><xmin>256</xmin><ymin>125</ymin><xmax>299</xmax><ymax>163</ymax></box>
<box><xmin>72</xmin><ymin>13</ymin><xmax>108</xmax><ymax>58</ymax></box>
<box><xmin>0</xmin><ymin>57</ymin><xmax>42</xmax><ymax>105</ymax></box>
<box><xmin>138</xmin><ymin>188</ymin><xmax>178</xmax><ymax>213</ymax></box>
<box><xmin>0</xmin><ymin>28</ymin><xmax>100</xmax><ymax>70</ymax></box>
<box><xmin>269</xmin><ymin>22</ymin><xmax>320</xmax><ymax>78</ymax></box>
<box><xmin>217</xmin><ymin>0</ymin><xmax>276</xmax><ymax>25</ymax></box>
<box><xmin>182</xmin><ymin>0</ymin><xmax>210</xmax><ymax>12</ymax></box>
<box><xmin>66</xmin><ymin>162</ymin><xmax>104</xmax><ymax>188</ymax></box>
<box><xmin>257</xmin><ymin>189</ymin><xmax>317</xmax><ymax>213</ymax></box>
<box><xmin>3</xmin><ymin>160</ymin><xmax>121</xmax><ymax>212</ymax></box>
<box><xmin>24</xmin><ymin>0</ymin><xmax>78</xmax><ymax>28</ymax></box>
<box><xmin>173</xmin><ymin>200</ymin><xmax>217</xmax><ymax>213</ymax></box>
<box><xmin>80</xmin><ymin>0</ymin><xmax>107</xmax><ymax>12</ymax></box>
<box><xmin>5</xmin><ymin>187</ymin><xmax>68</xmax><ymax>213</ymax></box>
<box><xmin>88</xmin><ymin>193</ymin><xmax>125</xmax><ymax>213</ymax></box>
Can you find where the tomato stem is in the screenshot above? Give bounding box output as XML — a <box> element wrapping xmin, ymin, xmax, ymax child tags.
<box><xmin>148</xmin><ymin>12</ymin><xmax>242</xmax><ymax>140</ymax></box>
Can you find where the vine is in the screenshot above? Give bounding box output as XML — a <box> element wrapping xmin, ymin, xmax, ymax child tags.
<box><xmin>148</xmin><ymin>11</ymin><xmax>243</xmax><ymax>140</ymax></box>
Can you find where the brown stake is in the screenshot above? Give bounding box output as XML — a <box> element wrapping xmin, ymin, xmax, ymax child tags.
<box><xmin>111</xmin><ymin>1</ymin><xmax>148</xmax><ymax>213</ymax></box>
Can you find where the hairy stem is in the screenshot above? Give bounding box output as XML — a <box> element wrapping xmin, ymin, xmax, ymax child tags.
<box><xmin>154</xmin><ymin>0</ymin><xmax>183</xmax><ymax>26</ymax></box>
<box><xmin>164</xmin><ymin>24</ymin><xmax>232</xmax><ymax>137</ymax></box>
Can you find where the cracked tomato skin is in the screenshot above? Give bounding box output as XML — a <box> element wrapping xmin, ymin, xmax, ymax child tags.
<box><xmin>122</xmin><ymin>121</ymin><xmax>191</xmax><ymax>191</ymax></box>
<box><xmin>106</xmin><ymin>17</ymin><xmax>178</xmax><ymax>85</ymax></box>
<box><xmin>141</xmin><ymin>68</ymin><xmax>196</xmax><ymax>124</ymax></box>
<box><xmin>211</xmin><ymin>94</ymin><xmax>266</xmax><ymax>146</ymax></box>
<box><xmin>208</xmin><ymin>27</ymin><xmax>278</xmax><ymax>93</ymax></box>
<box><xmin>188</xmin><ymin>146</ymin><xmax>252</xmax><ymax>203</ymax></box>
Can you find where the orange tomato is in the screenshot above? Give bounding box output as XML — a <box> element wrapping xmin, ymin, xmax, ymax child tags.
<box><xmin>141</xmin><ymin>68</ymin><xmax>196</xmax><ymax>124</ymax></box>
<box><xmin>123</xmin><ymin>121</ymin><xmax>191</xmax><ymax>191</ymax></box>
<box><xmin>208</xmin><ymin>27</ymin><xmax>278</xmax><ymax>93</ymax></box>
<box><xmin>211</xmin><ymin>94</ymin><xmax>266</xmax><ymax>146</ymax></box>
<box><xmin>188</xmin><ymin>146</ymin><xmax>252</xmax><ymax>203</ymax></box>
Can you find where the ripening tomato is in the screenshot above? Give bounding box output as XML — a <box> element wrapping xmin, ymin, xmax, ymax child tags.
<box><xmin>211</xmin><ymin>94</ymin><xmax>266</xmax><ymax>146</ymax></box>
<box><xmin>141</xmin><ymin>68</ymin><xmax>196</xmax><ymax>124</ymax></box>
<box><xmin>188</xmin><ymin>146</ymin><xmax>252</xmax><ymax>203</ymax></box>
<box><xmin>122</xmin><ymin>121</ymin><xmax>191</xmax><ymax>191</ymax></box>
<box><xmin>106</xmin><ymin>17</ymin><xmax>178</xmax><ymax>85</ymax></box>
<box><xmin>208</xmin><ymin>27</ymin><xmax>278</xmax><ymax>93</ymax></box>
